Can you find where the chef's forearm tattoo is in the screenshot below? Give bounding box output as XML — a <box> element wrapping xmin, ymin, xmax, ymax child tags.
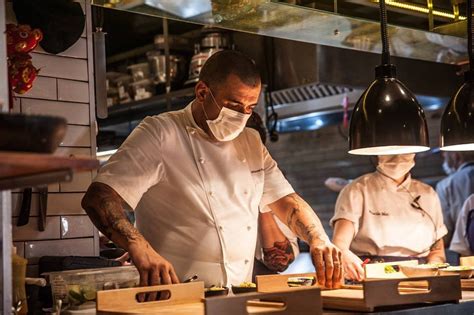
<box><xmin>285</xmin><ymin>195</ymin><xmax>326</xmax><ymax>245</ymax></box>
<box><xmin>82</xmin><ymin>182</ymin><xmax>143</xmax><ymax>248</ymax></box>
<box><xmin>262</xmin><ymin>239</ymin><xmax>295</xmax><ymax>272</ymax></box>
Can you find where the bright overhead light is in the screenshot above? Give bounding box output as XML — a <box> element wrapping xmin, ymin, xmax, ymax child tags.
<box><xmin>349</xmin><ymin>0</ymin><xmax>430</xmax><ymax>155</ymax></box>
<box><xmin>440</xmin><ymin>0</ymin><xmax>474</xmax><ymax>151</ymax></box>
<box><xmin>373</xmin><ymin>0</ymin><xmax>466</xmax><ymax>20</ymax></box>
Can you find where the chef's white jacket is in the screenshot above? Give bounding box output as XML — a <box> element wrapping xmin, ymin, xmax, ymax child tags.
<box><xmin>450</xmin><ymin>194</ymin><xmax>474</xmax><ymax>256</ymax></box>
<box><xmin>330</xmin><ymin>171</ymin><xmax>447</xmax><ymax>257</ymax></box>
<box><xmin>435</xmin><ymin>163</ymin><xmax>474</xmax><ymax>246</ymax></box>
<box><xmin>94</xmin><ymin>103</ymin><xmax>294</xmax><ymax>287</ymax></box>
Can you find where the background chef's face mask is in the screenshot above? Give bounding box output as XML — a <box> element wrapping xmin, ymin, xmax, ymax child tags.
<box><xmin>203</xmin><ymin>88</ymin><xmax>250</xmax><ymax>141</ymax></box>
<box><xmin>377</xmin><ymin>154</ymin><xmax>416</xmax><ymax>180</ymax></box>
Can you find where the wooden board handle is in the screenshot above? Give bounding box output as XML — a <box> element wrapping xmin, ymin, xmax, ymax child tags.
<box><xmin>363</xmin><ymin>275</ymin><xmax>461</xmax><ymax>308</ymax></box>
<box><xmin>205</xmin><ymin>287</ymin><xmax>322</xmax><ymax>315</ymax></box>
<box><xmin>97</xmin><ymin>281</ymin><xmax>204</xmax><ymax>310</ymax></box>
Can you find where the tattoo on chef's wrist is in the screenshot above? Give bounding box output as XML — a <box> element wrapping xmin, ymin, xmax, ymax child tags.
<box><xmin>263</xmin><ymin>239</ymin><xmax>295</xmax><ymax>271</ymax></box>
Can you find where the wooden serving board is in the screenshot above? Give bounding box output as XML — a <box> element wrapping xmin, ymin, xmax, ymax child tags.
<box><xmin>97</xmin><ymin>281</ymin><xmax>323</xmax><ymax>315</ymax></box>
<box><xmin>256</xmin><ymin>273</ymin><xmax>461</xmax><ymax>312</ymax></box>
<box><xmin>364</xmin><ymin>260</ymin><xmax>418</xmax><ymax>279</ymax></box>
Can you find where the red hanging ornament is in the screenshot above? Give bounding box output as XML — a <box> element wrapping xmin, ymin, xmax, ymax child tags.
<box><xmin>5</xmin><ymin>23</ymin><xmax>43</xmax><ymax>109</ymax></box>
<box><xmin>6</xmin><ymin>24</ymin><xmax>43</xmax><ymax>55</ymax></box>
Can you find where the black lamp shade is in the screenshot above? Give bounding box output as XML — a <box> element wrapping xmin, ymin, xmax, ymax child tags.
<box><xmin>349</xmin><ymin>69</ymin><xmax>430</xmax><ymax>155</ymax></box>
<box><xmin>440</xmin><ymin>77</ymin><xmax>474</xmax><ymax>151</ymax></box>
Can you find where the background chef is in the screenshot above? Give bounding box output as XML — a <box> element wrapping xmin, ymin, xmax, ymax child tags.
<box><xmin>330</xmin><ymin>154</ymin><xmax>447</xmax><ymax>280</ymax></box>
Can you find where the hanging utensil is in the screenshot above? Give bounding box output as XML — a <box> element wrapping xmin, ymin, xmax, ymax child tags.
<box><xmin>37</xmin><ymin>186</ymin><xmax>48</xmax><ymax>231</ymax></box>
<box><xmin>16</xmin><ymin>187</ymin><xmax>32</xmax><ymax>226</ymax></box>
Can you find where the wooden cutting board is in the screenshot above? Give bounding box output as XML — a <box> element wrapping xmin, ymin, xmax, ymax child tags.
<box><xmin>97</xmin><ymin>281</ymin><xmax>323</xmax><ymax>315</ymax></box>
<box><xmin>256</xmin><ymin>273</ymin><xmax>461</xmax><ymax>312</ymax></box>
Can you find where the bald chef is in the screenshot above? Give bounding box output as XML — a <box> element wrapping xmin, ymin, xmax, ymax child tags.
<box><xmin>82</xmin><ymin>50</ymin><xmax>341</xmax><ymax>291</ymax></box>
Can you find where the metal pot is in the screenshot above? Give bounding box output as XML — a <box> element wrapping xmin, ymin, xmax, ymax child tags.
<box><xmin>146</xmin><ymin>51</ymin><xmax>186</xmax><ymax>85</ymax></box>
<box><xmin>185</xmin><ymin>48</ymin><xmax>222</xmax><ymax>85</ymax></box>
<box><xmin>200</xmin><ymin>32</ymin><xmax>231</xmax><ymax>50</ymax></box>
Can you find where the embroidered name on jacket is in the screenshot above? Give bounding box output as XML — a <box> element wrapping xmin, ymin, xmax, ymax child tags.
<box><xmin>369</xmin><ymin>209</ymin><xmax>389</xmax><ymax>216</ymax></box>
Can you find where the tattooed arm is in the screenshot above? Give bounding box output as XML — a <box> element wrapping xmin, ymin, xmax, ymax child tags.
<box><xmin>268</xmin><ymin>193</ymin><xmax>342</xmax><ymax>288</ymax></box>
<box><xmin>426</xmin><ymin>238</ymin><xmax>446</xmax><ymax>263</ymax></box>
<box><xmin>259</xmin><ymin>212</ymin><xmax>295</xmax><ymax>272</ymax></box>
<box><xmin>81</xmin><ymin>182</ymin><xmax>179</xmax><ymax>295</ymax></box>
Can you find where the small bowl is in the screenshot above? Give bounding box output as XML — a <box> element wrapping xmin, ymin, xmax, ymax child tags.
<box><xmin>231</xmin><ymin>285</ymin><xmax>257</xmax><ymax>294</ymax></box>
<box><xmin>439</xmin><ymin>267</ymin><xmax>474</xmax><ymax>279</ymax></box>
<box><xmin>400</xmin><ymin>265</ymin><xmax>439</xmax><ymax>278</ymax></box>
<box><xmin>205</xmin><ymin>286</ymin><xmax>229</xmax><ymax>298</ymax></box>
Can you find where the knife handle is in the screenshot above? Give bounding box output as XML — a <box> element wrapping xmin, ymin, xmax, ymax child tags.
<box><xmin>38</xmin><ymin>187</ymin><xmax>48</xmax><ymax>231</ymax></box>
<box><xmin>17</xmin><ymin>188</ymin><xmax>32</xmax><ymax>226</ymax></box>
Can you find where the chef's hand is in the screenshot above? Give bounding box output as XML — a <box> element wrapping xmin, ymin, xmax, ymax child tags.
<box><xmin>128</xmin><ymin>242</ymin><xmax>179</xmax><ymax>301</ymax></box>
<box><xmin>341</xmin><ymin>249</ymin><xmax>364</xmax><ymax>281</ymax></box>
<box><xmin>310</xmin><ymin>242</ymin><xmax>342</xmax><ymax>289</ymax></box>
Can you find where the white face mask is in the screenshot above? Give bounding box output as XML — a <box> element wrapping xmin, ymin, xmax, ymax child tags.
<box><xmin>442</xmin><ymin>161</ymin><xmax>456</xmax><ymax>175</ymax></box>
<box><xmin>203</xmin><ymin>89</ymin><xmax>250</xmax><ymax>142</ymax></box>
<box><xmin>377</xmin><ymin>154</ymin><xmax>416</xmax><ymax>180</ymax></box>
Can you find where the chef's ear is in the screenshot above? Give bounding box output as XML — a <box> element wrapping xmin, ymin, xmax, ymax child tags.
<box><xmin>195</xmin><ymin>81</ymin><xmax>208</xmax><ymax>102</ymax></box>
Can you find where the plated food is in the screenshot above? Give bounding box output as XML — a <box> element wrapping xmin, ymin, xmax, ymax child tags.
<box><xmin>439</xmin><ymin>266</ymin><xmax>474</xmax><ymax>279</ymax></box>
<box><xmin>400</xmin><ymin>265</ymin><xmax>439</xmax><ymax>278</ymax></box>
<box><xmin>232</xmin><ymin>282</ymin><xmax>257</xmax><ymax>294</ymax></box>
<box><xmin>204</xmin><ymin>286</ymin><xmax>229</xmax><ymax>297</ymax></box>
<box><xmin>287</xmin><ymin>276</ymin><xmax>316</xmax><ymax>287</ymax></box>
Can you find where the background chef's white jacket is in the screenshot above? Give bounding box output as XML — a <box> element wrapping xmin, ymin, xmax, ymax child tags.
<box><xmin>94</xmin><ymin>103</ymin><xmax>294</xmax><ymax>287</ymax></box>
<box><xmin>450</xmin><ymin>194</ymin><xmax>474</xmax><ymax>256</ymax></box>
<box><xmin>330</xmin><ymin>171</ymin><xmax>447</xmax><ymax>257</ymax></box>
<box><xmin>436</xmin><ymin>163</ymin><xmax>474</xmax><ymax>246</ymax></box>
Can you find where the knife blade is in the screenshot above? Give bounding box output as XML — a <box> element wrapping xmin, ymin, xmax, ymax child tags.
<box><xmin>38</xmin><ymin>186</ymin><xmax>48</xmax><ymax>231</ymax></box>
<box><xmin>17</xmin><ymin>188</ymin><xmax>32</xmax><ymax>226</ymax></box>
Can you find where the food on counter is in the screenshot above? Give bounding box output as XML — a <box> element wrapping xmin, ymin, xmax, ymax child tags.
<box><xmin>384</xmin><ymin>265</ymin><xmax>399</xmax><ymax>274</ymax></box>
<box><xmin>67</xmin><ymin>284</ymin><xmax>97</xmax><ymax>305</ymax></box>
<box><xmin>207</xmin><ymin>286</ymin><xmax>226</xmax><ymax>291</ymax></box>
<box><xmin>439</xmin><ymin>266</ymin><xmax>474</xmax><ymax>279</ymax></box>
<box><xmin>287</xmin><ymin>276</ymin><xmax>315</xmax><ymax>287</ymax></box>
<box><xmin>232</xmin><ymin>282</ymin><xmax>257</xmax><ymax>294</ymax></box>
<box><xmin>238</xmin><ymin>281</ymin><xmax>256</xmax><ymax>288</ymax></box>
<box><xmin>400</xmin><ymin>265</ymin><xmax>439</xmax><ymax>278</ymax></box>
<box><xmin>204</xmin><ymin>286</ymin><xmax>229</xmax><ymax>297</ymax></box>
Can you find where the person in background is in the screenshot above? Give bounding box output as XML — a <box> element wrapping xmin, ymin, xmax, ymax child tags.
<box><xmin>436</xmin><ymin>152</ymin><xmax>474</xmax><ymax>247</ymax></box>
<box><xmin>450</xmin><ymin>194</ymin><xmax>474</xmax><ymax>256</ymax></box>
<box><xmin>82</xmin><ymin>50</ymin><xmax>342</xmax><ymax>292</ymax></box>
<box><xmin>331</xmin><ymin>154</ymin><xmax>447</xmax><ymax>281</ymax></box>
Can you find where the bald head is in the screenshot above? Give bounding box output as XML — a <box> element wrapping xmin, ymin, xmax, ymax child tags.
<box><xmin>199</xmin><ymin>50</ymin><xmax>260</xmax><ymax>90</ymax></box>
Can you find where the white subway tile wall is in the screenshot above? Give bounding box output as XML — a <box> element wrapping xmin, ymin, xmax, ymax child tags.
<box><xmin>25</xmin><ymin>238</ymin><xmax>95</xmax><ymax>264</ymax></box>
<box><xmin>58</xmin><ymin>79</ymin><xmax>90</xmax><ymax>103</ymax></box>
<box><xmin>12</xmin><ymin>217</ymin><xmax>61</xmax><ymax>242</ymax></box>
<box><xmin>31</xmin><ymin>54</ymin><xmax>89</xmax><ymax>81</ymax></box>
<box><xmin>14</xmin><ymin>76</ymin><xmax>57</xmax><ymax>100</ymax></box>
<box><xmin>60</xmin><ymin>126</ymin><xmax>92</xmax><ymax>147</ymax></box>
<box><xmin>9</xmin><ymin>1</ymin><xmax>98</xmax><ymax>276</ymax></box>
<box><xmin>60</xmin><ymin>216</ymin><xmax>95</xmax><ymax>239</ymax></box>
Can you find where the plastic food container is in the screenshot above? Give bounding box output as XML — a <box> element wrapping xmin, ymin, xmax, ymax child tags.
<box><xmin>127</xmin><ymin>63</ymin><xmax>151</xmax><ymax>82</ymax></box>
<box><xmin>43</xmin><ymin>266</ymin><xmax>139</xmax><ymax>307</ymax></box>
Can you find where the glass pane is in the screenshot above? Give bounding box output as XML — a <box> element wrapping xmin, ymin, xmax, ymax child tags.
<box><xmin>92</xmin><ymin>0</ymin><xmax>467</xmax><ymax>63</ymax></box>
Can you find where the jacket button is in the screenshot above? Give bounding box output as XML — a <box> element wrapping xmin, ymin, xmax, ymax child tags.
<box><xmin>199</xmin><ymin>157</ymin><xmax>205</xmax><ymax>164</ymax></box>
<box><xmin>241</xmin><ymin>158</ymin><xmax>246</xmax><ymax>163</ymax></box>
<box><xmin>190</xmin><ymin>129</ymin><xmax>196</xmax><ymax>135</ymax></box>
<box><xmin>247</xmin><ymin>226</ymin><xmax>251</xmax><ymax>231</ymax></box>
